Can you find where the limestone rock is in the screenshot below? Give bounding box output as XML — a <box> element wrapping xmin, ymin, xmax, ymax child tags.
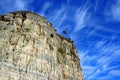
<box><xmin>0</xmin><ymin>11</ymin><xmax>84</xmax><ymax>80</ymax></box>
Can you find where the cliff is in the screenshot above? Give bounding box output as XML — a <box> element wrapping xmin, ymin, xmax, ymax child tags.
<box><xmin>0</xmin><ymin>11</ymin><xmax>83</xmax><ymax>80</ymax></box>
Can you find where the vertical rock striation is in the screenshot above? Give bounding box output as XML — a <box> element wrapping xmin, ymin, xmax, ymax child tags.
<box><xmin>0</xmin><ymin>11</ymin><xmax>83</xmax><ymax>80</ymax></box>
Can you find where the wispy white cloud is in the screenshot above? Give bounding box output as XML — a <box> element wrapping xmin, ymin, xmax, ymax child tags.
<box><xmin>87</xmin><ymin>69</ymin><xmax>101</xmax><ymax>80</ymax></box>
<box><xmin>73</xmin><ymin>0</ymin><xmax>93</xmax><ymax>32</ymax></box>
<box><xmin>14</xmin><ymin>0</ymin><xmax>26</xmax><ymax>10</ymax></box>
<box><xmin>0</xmin><ymin>0</ymin><xmax>33</xmax><ymax>14</ymax></box>
<box><xmin>40</xmin><ymin>2</ymin><xmax>53</xmax><ymax>16</ymax></box>
<box><xmin>105</xmin><ymin>0</ymin><xmax>120</xmax><ymax>22</ymax></box>
<box><xmin>95</xmin><ymin>40</ymin><xmax>106</xmax><ymax>48</ymax></box>
<box><xmin>97</xmin><ymin>56</ymin><xmax>111</xmax><ymax>65</ymax></box>
<box><xmin>82</xmin><ymin>65</ymin><xmax>96</xmax><ymax>78</ymax></box>
<box><xmin>109</xmin><ymin>70</ymin><xmax>120</xmax><ymax>76</ymax></box>
<box><xmin>48</xmin><ymin>4</ymin><xmax>67</xmax><ymax>30</ymax></box>
<box><xmin>74</xmin><ymin>8</ymin><xmax>90</xmax><ymax>31</ymax></box>
<box><xmin>111</xmin><ymin>0</ymin><xmax>120</xmax><ymax>21</ymax></box>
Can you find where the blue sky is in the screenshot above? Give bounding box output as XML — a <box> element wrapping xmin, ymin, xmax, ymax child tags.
<box><xmin>0</xmin><ymin>0</ymin><xmax>120</xmax><ymax>80</ymax></box>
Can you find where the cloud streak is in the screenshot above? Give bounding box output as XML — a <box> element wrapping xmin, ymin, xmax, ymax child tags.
<box><xmin>14</xmin><ymin>0</ymin><xmax>26</xmax><ymax>10</ymax></box>
<box><xmin>109</xmin><ymin>70</ymin><xmax>120</xmax><ymax>77</ymax></box>
<box><xmin>40</xmin><ymin>2</ymin><xmax>53</xmax><ymax>16</ymax></box>
<box><xmin>105</xmin><ymin>0</ymin><xmax>120</xmax><ymax>22</ymax></box>
<box><xmin>74</xmin><ymin>8</ymin><xmax>88</xmax><ymax>31</ymax></box>
<box><xmin>74</xmin><ymin>0</ymin><xmax>92</xmax><ymax>32</ymax></box>
<box><xmin>111</xmin><ymin>0</ymin><xmax>120</xmax><ymax>21</ymax></box>
<box><xmin>0</xmin><ymin>0</ymin><xmax>33</xmax><ymax>14</ymax></box>
<box><xmin>46</xmin><ymin>4</ymin><xmax>68</xmax><ymax>32</ymax></box>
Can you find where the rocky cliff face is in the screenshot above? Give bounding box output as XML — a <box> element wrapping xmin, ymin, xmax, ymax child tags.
<box><xmin>0</xmin><ymin>11</ymin><xmax>83</xmax><ymax>80</ymax></box>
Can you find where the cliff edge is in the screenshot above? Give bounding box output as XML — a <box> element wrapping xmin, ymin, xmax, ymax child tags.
<box><xmin>0</xmin><ymin>11</ymin><xmax>83</xmax><ymax>80</ymax></box>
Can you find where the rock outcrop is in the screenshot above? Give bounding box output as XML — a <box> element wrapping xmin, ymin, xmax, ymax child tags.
<box><xmin>0</xmin><ymin>11</ymin><xmax>83</xmax><ymax>80</ymax></box>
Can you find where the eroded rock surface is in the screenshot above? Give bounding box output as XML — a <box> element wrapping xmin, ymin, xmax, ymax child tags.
<box><xmin>0</xmin><ymin>11</ymin><xmax>83</xmax><ymax>80</ymax></box>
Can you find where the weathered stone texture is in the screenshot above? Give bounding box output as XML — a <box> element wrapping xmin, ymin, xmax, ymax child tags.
<box><xmin>0</xmin><ymin>11</ymin><xmax>83</xmax><ymax>80</ymax></box>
